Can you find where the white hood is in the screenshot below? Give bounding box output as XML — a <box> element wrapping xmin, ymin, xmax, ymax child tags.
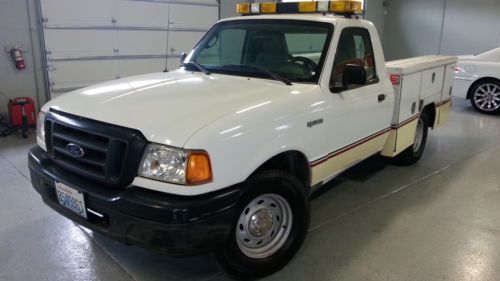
<box><xmin>43</xmin><ymin>69</ymin><xmax>305</xmax><ymax>147</ymax></box>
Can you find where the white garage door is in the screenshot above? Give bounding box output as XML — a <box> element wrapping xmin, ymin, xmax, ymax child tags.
<box><xmin>40</xmin><ymin>0</ymin><xmax>219</xmax><ymax>97</ymax></box>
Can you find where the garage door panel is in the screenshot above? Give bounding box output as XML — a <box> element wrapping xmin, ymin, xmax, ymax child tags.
<box><xmin>167</xmin><ymin>57</ymin><xmax>184</xmax><ymax>71</ymax></box>
<box><xmin>42</xmin><ymin>0</ymin><xmax>113</xmax><ymax>26</ymax></box>
<box><xmin>171</xmin><ymin>0</ymin><xmax>218</xmax><ymax>5</ymax></box>
<box><xmin>50</xmin><ymin>60</ymin><xmax>118</xmax><ymax>88</ymax></box>
<box><xmin>118</xmin><ymin>58</ymin><xmax>166</xmax><ymax>78</ymax></box>
<box><xmin>114</xmin><ymin>0</ymin><xmax>170</xmax><ymax>27</ymax></box>
<box><xmin>168</xmin><ymin>31</ymin><xmax>205</xmax><ymax>55</ymax></box>
<box><xmin>44</xmin><ymin>30</ymin><xmax>115</xmax><ymax>57</ymax></box>
<box><xmin>170</xmin><ymin>4</ymin><xmax>218</xmax><ymax>30</ymax></box>
<box><xmin>40</xmin><ymin>0</ymin><xmax>219</xmax><ymax>98</ymax></box>
<box><xmin>116</xmin><ymin>30</ymin><xmax>167</xmax><ymax>56</ymax></box>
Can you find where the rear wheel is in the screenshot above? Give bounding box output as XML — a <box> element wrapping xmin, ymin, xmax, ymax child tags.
<box><xmin>470</xmin><ymin>79</ymin><xmax>500</xmax><ymax>114</ymax></box>
<box><xmin>216</xmin><ymin>170</ymin><xmax>309</xmax><ymax>280</ymax></box>
<box><xmin>395</xmin><ymin>113</ymin><xmax>429</xmax><ymax>165</ymax></box>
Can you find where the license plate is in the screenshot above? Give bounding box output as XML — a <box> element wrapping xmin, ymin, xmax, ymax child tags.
<box><xmin>55</xmin><ymin>182</ymin><xmax>87</xmax><ymax>219</ymax></box>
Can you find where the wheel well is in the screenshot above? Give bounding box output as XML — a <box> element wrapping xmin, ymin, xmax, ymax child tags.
<box><xmin>421</xmin><ymin>103</ymin><xmax>436</xmax><ymax>128</ymax></box>
<box><xmin>467</xmin><ymin>77</ymin><xmax>500</xmax><ymax>99</ymax></box>
<box><xmin>251</xmin><ymin>151</ymin><xmax>311</xmax><ymax>187</ymax></box>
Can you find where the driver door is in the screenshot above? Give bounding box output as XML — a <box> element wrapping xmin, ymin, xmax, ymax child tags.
<box><xmin>313</xmin><ymin>27</ymin><xmax>392</xmax><ymax>183</ymax></box>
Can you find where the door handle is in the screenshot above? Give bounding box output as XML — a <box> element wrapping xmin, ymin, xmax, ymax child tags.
<box><xmin>378</xmin><ymin>94</ymin><xmax>387</xmax><ymax>102</ymax></box>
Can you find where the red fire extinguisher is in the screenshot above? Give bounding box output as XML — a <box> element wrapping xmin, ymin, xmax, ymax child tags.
<box><xmin>10</xmin><ymin>46</ymin><xmax>26</xmax><ymax>71</ymax></box>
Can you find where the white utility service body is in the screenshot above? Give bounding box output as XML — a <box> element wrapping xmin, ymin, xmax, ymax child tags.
<box><xmin>29</xmin><ymin>9</ymin><xmax>457</xmax><ymax>278</ymax></box>
<box><xmin>383</xmin><ymin>55</ymin><xmax>456</xmax><ymax>156</ymax></box>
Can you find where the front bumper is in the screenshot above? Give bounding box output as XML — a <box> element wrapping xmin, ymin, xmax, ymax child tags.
<box><xmin>29</xmin><ymin>146</ymin><xmax>243</xmax><ymax>256</ymax></box>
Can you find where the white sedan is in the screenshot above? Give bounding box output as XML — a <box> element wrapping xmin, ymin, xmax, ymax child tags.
<box><xmin>453</xmin><ymin>47</ymin><xmax>500</xmax><ymax>114</ymax></box>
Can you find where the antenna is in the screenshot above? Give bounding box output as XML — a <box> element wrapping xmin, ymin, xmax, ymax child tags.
<box><xmin>163</xmin><ymin>0</ymin><xmax>172</xmax><ymax>72</ymax></box>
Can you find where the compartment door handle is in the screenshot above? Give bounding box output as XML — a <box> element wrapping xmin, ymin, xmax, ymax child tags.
<box><xmin>378</xmin><ymin>94</ymin><xmax>387</xmax><ymax>102</ymax></box>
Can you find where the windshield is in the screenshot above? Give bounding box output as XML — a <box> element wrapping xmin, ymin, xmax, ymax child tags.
<box><xmin>184</xmin><ymin>19</ymin><xmax>333</xmax><ymax>83</ymax></box>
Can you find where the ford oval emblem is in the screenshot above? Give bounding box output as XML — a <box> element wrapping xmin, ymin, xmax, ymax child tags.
<box><xmin>66</xmin><ymin>143</ymin><xmax>85</xmax><ymax>158</ymax></box>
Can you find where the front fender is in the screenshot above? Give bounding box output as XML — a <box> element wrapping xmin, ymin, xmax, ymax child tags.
<box><xmin>184</xmin><ymin>115</ymin><xmax>313</xmax><ymax>195</ymax></box>
<box><xmin>183</xmin><ymin>91</ymin><xmax>327</xmax><ymax>196</ymax></box>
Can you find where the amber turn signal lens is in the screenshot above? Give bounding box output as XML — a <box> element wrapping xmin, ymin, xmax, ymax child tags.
<box><xmin>261</xmin><ymin>3</ymin><xmax>277</xmax><ymax>13</ymax></box>
<box><xmin>187</xmin><ymin>151</ymin><xmax>213</xmax><ymax>185</ymax></box>
<box><xmin>330</xmin><ymin>0</ymin><xmax>363</xmax><ymax>13</ymax></box>
<box><xmin>298</xmin><ymin>2</ymin><xmax>317</xmax><ymax>12</ymax></box>
<box><xmin>237</xmin><ymin>3</ymin><xmax>250</xmax><ymax>14</ymax></box>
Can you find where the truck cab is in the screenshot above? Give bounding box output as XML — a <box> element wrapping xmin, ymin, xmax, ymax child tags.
<box><xmin>29</xmin><ymin>1</ymin><xmax>455</xmax><ymax>279</ymax></box>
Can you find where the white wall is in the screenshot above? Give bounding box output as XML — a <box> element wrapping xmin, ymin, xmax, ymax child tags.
<box><xmin>364</xmin><ymin>0</ymin><xmax>385</xmax><ymax>40</ymax></box>
<box><xmin>220</xmin><ymin>0</ymin><xmax>252</xmax><ymax>19</ymax></box>
<box><xmin>221</xmin><ymin>0</ymin><xmax>239</xmax><ymax>19</ymax></box>
<box><xmin>0</xmin><ymin>0</ymin><xmax>46</xmax><ymax>115</ymax></box>
<box><xmin>441</xmin><ymin>0</ymin><xmax>500</xmax><ymax>55</ymax></box>
<box><xmin>382</xmin><ymin>0</ymin><xmax>500</xmax><ymax>60</ymax></box>
<box><xmin>382</xmin><ymin>0</ymin><xmax>446</xmax><ymax>60</ymax></box>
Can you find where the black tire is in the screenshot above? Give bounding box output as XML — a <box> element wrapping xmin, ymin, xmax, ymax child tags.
<box><xmin>216</xmin><ymin>170</ymin><xmax>310</xmax><ymax>280</ymax></box>
<box><xmin>395</xmin><ymin>113</ymin><xmax>429</xmax><ymax>165</ymax></box>
<box><xmin>469</xmin><ymin>79</ymin><xmax>500</xmax><ymax>114</ymax></box>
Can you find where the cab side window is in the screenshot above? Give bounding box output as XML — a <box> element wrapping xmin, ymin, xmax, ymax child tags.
<box><xmin>330</xmin><ymin>28</ymin><xmax>377</xmax><ymax>89</ymax></box>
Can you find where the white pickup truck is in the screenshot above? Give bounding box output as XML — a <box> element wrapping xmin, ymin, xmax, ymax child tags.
<box><xmin>29</xmin><ymin>1</ymin><xmax>456</xmax><ymax>279</ymax></box>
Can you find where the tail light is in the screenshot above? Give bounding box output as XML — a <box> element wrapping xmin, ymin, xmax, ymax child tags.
<box><xmin>390</xmin><ymin>74</ymin><xmax>400</xmax><ymax>86</ymax></box>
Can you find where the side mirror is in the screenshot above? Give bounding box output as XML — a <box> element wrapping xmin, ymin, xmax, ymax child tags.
<box><xmin>330</xmin><ymin>64</ymin><xmax>367</xmax><ymax>93</ymax></box>
<box><xmin>342</xmin><ymin>64</ymin><xmax>367</xmax><ymax>86</ymax></box>
<box><xmin>180</xmin><ymin>52</ymin><xmax>187</xmax><ymax>64</ymax></box>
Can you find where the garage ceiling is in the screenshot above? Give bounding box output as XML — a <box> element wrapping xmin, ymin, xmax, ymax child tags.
<box><xmin>40</xmin><ymin>0</ymin><xmax>219</xmax><ymax>97</ymax></box>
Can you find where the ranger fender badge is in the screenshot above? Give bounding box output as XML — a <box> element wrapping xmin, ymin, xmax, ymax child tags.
<box><xmin>307</xmin><ymin>119</ymin><xmax>324</xmax><ymax>128</ymax></box>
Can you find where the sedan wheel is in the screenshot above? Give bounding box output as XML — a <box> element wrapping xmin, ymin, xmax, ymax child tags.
<box><xmin>471</xmin><ymin>80</ymin><xmax>500</xmax><ymax>114</ymax></box>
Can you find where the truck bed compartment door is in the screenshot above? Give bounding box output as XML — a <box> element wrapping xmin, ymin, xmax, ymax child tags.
<box><xmin>421</xmin><ymin>67</ymin><xmax>445</xmax><ymax>100</ymax></box>
<box><xmin>392</xmin><ymin>72</ymin><xmax>421</xmax><ymax>124</ymax></box>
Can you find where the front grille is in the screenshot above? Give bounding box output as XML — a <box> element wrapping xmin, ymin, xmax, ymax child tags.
<box><xmin>45</xmin><ymin>109</ymin><xmax>147</xmax><ymax>188</ymax></box>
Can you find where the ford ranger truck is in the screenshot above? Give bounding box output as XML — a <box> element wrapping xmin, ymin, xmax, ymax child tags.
<box><xmin>29</xmin><ymin>1</ymin><xmax>456</xmax><ymax>279</ymax></box>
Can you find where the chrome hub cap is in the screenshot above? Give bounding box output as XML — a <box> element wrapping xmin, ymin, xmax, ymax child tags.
<box><xmin>248</xmin><ymin>209</ymin><xmax>274</xmax><ymax>237</ymax></box>
<box><xmin>236</xmin><ymin>194</ymin><xmax>293</xmax><ymax>259</ymax></box>
<box><xmin>413</xmin><ymin>118</ymin><xmax>424</xmax><ymax>152</ymax></box>
<box><xmin>474</xmin><ymin>83</ymin><xmax>500</xmax><ymax>111</ymax></box>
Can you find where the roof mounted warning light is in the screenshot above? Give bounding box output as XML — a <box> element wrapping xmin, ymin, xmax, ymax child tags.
<box><xmin>237</xmin><ymin>1</ymin><xmax>363</xmax><ymax>16</ymax></box>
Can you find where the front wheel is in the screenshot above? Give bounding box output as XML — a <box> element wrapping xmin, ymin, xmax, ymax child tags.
<box><xmin>470</xmin><ymin>79</ymin><xmax>500</xmax><ymax>114</ymax></box>
<box><xmin>216</xmin><ymin>170</ymin><xmax>310</xmax><ymax>280</ymax></box>
<box><xmin>395</xmin><ymin>113</ymin><xmax>429</xmax><ymax>165</ymax></box>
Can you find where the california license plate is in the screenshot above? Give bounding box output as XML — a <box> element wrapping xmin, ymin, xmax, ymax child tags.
<box><xmin>55</xmin><ymin>182</ymin><xmax>87</xmax><ymax>219</ymax></box>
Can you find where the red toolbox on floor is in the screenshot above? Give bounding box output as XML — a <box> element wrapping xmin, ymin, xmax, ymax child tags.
<box><xmin>8</xmin><ymin>97</ymin><xmax>36</xmax><ymax>128</ymax></box>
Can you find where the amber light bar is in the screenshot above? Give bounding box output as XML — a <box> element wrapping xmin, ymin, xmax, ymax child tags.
<box><xmin>237</xmin><ymin>1</ymin><xmax>363</xmax><ymax>15</ymax></box>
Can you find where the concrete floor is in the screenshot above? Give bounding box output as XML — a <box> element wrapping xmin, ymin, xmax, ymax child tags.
<box><xmin>1</xmin><ymin>98</ymin><xmax>499</xmax><ymax>281</ymax></box>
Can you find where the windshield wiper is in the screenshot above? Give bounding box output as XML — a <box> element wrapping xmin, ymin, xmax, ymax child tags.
<box><xmin>183</xmin><ymin>61</ymin><xmax>211</xmax><ymax>75</ymax></box>
<box><xmin>224</xmin><ymin>64</ymin><xmax>292</xmax><ymax>86</ymax></box>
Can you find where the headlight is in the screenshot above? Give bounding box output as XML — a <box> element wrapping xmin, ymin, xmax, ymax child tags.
<box><xmin>36</xmin><ymin>111</ymin><xmax>46</xmax><ymax>150</ymax></box>
<box><xmin>138</xmin><ymin>144</ymin><xmax>212</xmax><ymax>185</ymax></box>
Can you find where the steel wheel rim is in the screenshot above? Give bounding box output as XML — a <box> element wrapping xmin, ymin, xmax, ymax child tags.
<box><xmin>236</xmin><ymin>194</ymin><xmax>293</xmax><ymax>259</ymax></box>
<box><xmin>413</xmin><ymin>118</ymin><xmax>424</xmax><ymax>152</ymax></box>
<box><xmin>474</xmin><ymin>83</ymin><xmax>500</xmax><ymax>111</ymax></box>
